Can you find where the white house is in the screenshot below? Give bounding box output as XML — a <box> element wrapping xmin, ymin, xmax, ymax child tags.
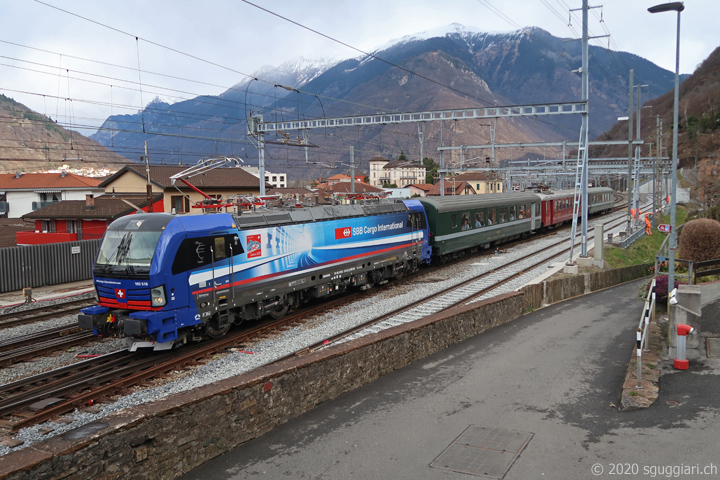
<box><xmin>241</xmin><ymin>167</ymin><xmax>288</xmax><ymax>189</ymax></box>
<box><xmin>368</xmin><ymin>157</ymin><xmax>426</xmax><ymax>188</ymax></box>
<box><xmin>0</xmin><ymin>172</ymin><xmax>104</xmax><ymax>218</ymax></box>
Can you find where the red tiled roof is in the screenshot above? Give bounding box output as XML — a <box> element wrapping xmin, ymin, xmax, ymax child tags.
<box><xmin>409</xmin><ymin>183</ymin><xmax>434</xmax><ymax>191</ymax></box>
<box><xmin>0</xmin><ymin>173</ymin><xmax>102</xmax><ymax>190</ymax></box>
<box><xmin>99</xmin><ymin>164</ymin><xmax>266</xmax><ymax>190</ymax></box>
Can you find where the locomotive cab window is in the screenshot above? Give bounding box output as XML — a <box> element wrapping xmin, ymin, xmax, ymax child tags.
<box><xmin>94</xmin><ymin>214</ymin><xmax>174</xmax><ymax>278</ymax></box>
<box><xmin>407</xmin><ymin>212</ymin><xmax>426</xmax><ymax>229</ymax></box>
<box><xmin>172</xmin><ymin>234</ymin><xmax>244</xmax><ymax>275</ymax></box>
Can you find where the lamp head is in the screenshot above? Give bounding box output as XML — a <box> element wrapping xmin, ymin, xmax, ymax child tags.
<box><xmin>648</xmin><ymin>2</ymin><xmax>684</xmax><ymax>13</ymax></box>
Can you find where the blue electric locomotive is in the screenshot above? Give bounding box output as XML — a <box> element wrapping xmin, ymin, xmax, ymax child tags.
<box><xmin>79</xmin><ymin>200</ymin><xmax>431</xmax><ymax>350</ymax></box>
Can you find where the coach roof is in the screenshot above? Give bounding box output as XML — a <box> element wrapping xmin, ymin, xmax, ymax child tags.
<box><xmin>418</xmin><ymin>192</ymin><xmax>540</xmax><ymax>213</ymax></box>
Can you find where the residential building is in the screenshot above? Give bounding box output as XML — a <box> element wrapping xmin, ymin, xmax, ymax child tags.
<box><xmin>368</xmin><ymin>157</ymin><xmax>426</xmax><ymax>188</ymax></box>
<box><xmin>0</xmin><ymin>172</ymin><xmax>104</xmax><ymax>218</ymax></box>
<box><xmin>407</xmin><ymin>184</ymin><xmax>435</xmax><ymax>197</ymax></box>
<box><xmin>315</xmin><ymin>181</ymin><xmax>386</xmax><ymax>200</ymax></box>
<box><xmin>99</xmin><ymin>164</ymin><xmax>267</xmax><ymax>213</ymax></box>
<box><xmin>452</xmin><ymin>172</ymin><xmax>504</xmax><ymax>194</ymax></box>
<box><xmin>427</xmin><ymin>181</ymin><xmax>477</xmax><ymax>196</ymax></box>
<box><xmin>19</xmin><ymin>193</ymin><xmax>163</xmax><ymax>245</ymax></box>
<box><xmin>240</xmin><ymin>166</ymin><xmax>288</xmax><ymax>189</ymax></box>
<box><xmin>383</xmin><ymin>188</ymin><xmax>412</xmax><ymax>199</ymax></box>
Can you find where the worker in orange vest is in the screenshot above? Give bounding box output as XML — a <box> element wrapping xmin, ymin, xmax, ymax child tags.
<box><xmin>645</xmin><ymin>213</ymin><xmax>652</xmax><ymax>236</ymax></box>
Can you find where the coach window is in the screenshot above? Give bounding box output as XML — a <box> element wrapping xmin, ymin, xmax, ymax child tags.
<box><xmin>475</xmin><ymin>211</ymin><xmax>484</xmax><ymax>227</ymax></box>
<box><xmin>461</xmin><ymin>212</ymin><xmax>470</xmax><ymax>230</ymax></box>
<box><xmin>518</xmin><ymin>204</ymin><xmax>526</xmax><ymax>219</ymax></box>
<box><xmin>451</xmin><ymin>214</ymin><xmax>458</xmax><ymax>229</ymax></box>
<box><xmin>487</xmin><ymin>208</ymin><xmax>496</xmax><ymax>225</ymax></box>
<box><xmin>498</xmin><ymin>207</ymin><xmax>507</xmax><ymax>223</ymax></box>
<box><xmin>509</xmin><ymin>206</ymin><xmax>517</xmax><ymax>221</ymax></box>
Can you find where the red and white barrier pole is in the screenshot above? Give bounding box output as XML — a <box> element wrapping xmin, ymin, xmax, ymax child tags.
<box><xmin>674</xmin><ymin>324</ymin><xmax>694</xmax><ymax>370</ymax></box>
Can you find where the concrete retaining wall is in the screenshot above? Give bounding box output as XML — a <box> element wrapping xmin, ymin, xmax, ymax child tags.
<box><xmin>0</xmin><ymin>264</ymin><xmax>651</xmax><ymax>480</ymax></box>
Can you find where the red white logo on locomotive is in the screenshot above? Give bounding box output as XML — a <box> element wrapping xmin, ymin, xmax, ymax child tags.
<box><xmin>114</xmin><ymin>288</ymin><xmax>126</xmax><ymax>300</ymax></box>
<box><xmin>335</xmin><ymin>227</ymin><xmax>352</xmax><ymax>239</ymax></box>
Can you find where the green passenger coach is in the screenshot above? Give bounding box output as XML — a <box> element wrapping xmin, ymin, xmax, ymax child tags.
<box><xmin>418</xmin><ymin>193</ymin><xmax>541</xmax><ymax>258</ymax></box>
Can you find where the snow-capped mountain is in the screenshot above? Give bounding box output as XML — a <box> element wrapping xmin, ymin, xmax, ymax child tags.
<box><xmin>91</xmin><ymin>24</ymin><xmax>678</xmax><ymax>178</ymax></box>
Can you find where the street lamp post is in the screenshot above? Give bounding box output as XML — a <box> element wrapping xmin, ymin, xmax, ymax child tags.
<box><xmin>648</xmin><ymin>1</ymin><xmax>683</xmax><ymax>303</ymax></box>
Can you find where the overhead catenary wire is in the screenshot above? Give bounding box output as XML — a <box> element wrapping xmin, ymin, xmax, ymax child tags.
<box><xmin>5</xmin><ymin>1</ymin><xmax>632</xmax><ymax>171</ymax></box>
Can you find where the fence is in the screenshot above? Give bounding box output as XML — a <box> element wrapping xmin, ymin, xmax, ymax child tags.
<box><xmin>0</xmin><ymin>239</ymin><xmax>100</xmax><ymax>293</ymax></box>
<box><xmin>620</xmin><ymin>226</ymin><xmax>647</xmax><ymax>249</ymax></box>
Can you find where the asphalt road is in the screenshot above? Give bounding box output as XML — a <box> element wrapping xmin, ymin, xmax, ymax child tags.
<box><xmin>180</xmin><ymin>279</ymin><xmax>720</xmax><ymax>480</ymax></box>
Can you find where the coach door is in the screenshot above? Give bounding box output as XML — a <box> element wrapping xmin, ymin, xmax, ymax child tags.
<box><xmin>531</xmin><ymin>202</ymin><xmax>537</xmax><ymax>230</ymax></box>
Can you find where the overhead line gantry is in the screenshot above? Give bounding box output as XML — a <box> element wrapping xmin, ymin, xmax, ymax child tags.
<box><xmin>247</xmin><ymin>101</ymin><xmax>587</xmax><ymax>195</ymax></box>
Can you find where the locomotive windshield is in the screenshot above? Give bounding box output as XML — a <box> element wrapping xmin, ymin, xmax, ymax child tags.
<box><xmin>94</xmin><ymin>214</ymin><xmax>173</xmax><ymax>277</ymax></box>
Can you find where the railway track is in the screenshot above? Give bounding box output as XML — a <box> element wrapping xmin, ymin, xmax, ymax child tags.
<box><xmin>0</xmin><ymin>298</ymin><xmax>95</xmax><ymax>331</ymax></box>
<box><xmin>0</xmin><ymin>325</ymin><xmax>95</xmax><ymax>366</ymax></box>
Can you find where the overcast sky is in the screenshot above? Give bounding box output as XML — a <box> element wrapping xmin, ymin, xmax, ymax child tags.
<box><xmin>1</xmin><ymin>0</ymin><xmax>718</xmax><ymax>134</ymax></box>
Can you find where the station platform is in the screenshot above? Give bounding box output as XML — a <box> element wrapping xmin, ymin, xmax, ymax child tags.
<box><xmin>0</xmin><ymin>280</ymin><xmax>94</xmax><ymax>309</ymax></box>
<box><xmin>178</xmin><ymin>279</ymin><xmax>720</xmax><ymax>480</ymax></box>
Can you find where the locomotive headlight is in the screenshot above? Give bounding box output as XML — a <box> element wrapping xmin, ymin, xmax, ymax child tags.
<box><xmin>151</xmin><ymin>286</ymin><xmax>167</xmax><ymax>307</ymax></box>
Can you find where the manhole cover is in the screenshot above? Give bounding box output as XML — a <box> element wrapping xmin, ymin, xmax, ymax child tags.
<box><xmin>430</xmin><ymin>425</ymin><xmax>534</xmax><ymax>478</ymax></box>
<box><xmin>706</xmin><ymin>337</ymin><xmax>720</xmax><ymax>358</ymax></box>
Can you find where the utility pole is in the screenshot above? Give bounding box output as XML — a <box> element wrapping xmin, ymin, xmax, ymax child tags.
<box><xmin>633</xmin><ymin>85</ymin><xmax>648</xmax><ymax>225</ymax></box>
<box><xmin>144</xmin><ymin>141</ymin><xmax>152</xmax><ymax>213</ymax></box>
<box><xmin>440</xmin><ymin>121</ymin><xmax>445</xmax><ymax>196</ymax></box>
<box><xmin>627</xmin><ymin>69</ymin><xmax>634</xmax><ymax>233</ymax></box>
<box><xmin>258</xmin><ymin>134</ymin><xmax>266</xmax><ymax>197</ymax></box>
<box><xmin>579</xmin><ymin>0</ymin><xmax>590</xmax><ymax>258</ymax></box>
<box><xmin>418</xmin><ymin>123</ymin><xmax>425</xmax><ymax>164</ymax></box>
<box><xmin>350</xmin><ymin>146</ymin><xmax>355</xmax><ymax>194</ymax></box>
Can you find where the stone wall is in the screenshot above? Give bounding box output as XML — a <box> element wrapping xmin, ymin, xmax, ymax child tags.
<box><xmin>1</xmin><ymin>265</ymin><xmax>651</xmax><ymax>480</ymax></box>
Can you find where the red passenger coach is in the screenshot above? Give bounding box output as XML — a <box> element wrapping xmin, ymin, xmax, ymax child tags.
<box><xmin>537</xmin><ymin>190</ymin><xmax>575</xmax><ymax>228</ymax></box>
<box><xmin>536</xmin><ymin>187</ymin><xmax>614</xmax><ymax>229</ymax></box>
